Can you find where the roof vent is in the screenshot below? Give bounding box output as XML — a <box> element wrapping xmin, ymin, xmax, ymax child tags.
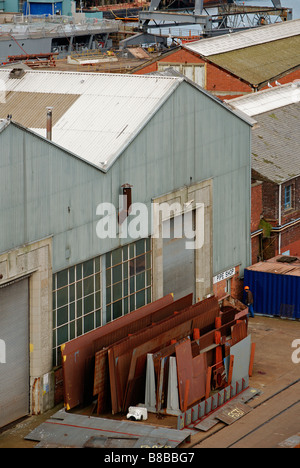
<box><xmin>9</xmin><ymin>68</ymin><xmax>25</xmax><ymax>79</ymax></box>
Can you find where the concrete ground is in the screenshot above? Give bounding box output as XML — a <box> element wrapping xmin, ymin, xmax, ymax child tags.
<box><xmin>0</xmin><ymin>315</ymin><xmax>300</xmax><ymax>448</ymax></box>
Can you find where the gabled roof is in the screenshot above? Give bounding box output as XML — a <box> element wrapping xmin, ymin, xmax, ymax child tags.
<box><xmin>227</xmin><ymin>82</ymin><xmax>300</xmax><ymax>184</ymax></box>
<box><xmin>0</xmin><ymin>68</ymin><xmax>252</xmax><ymax>172</ymax></box>
<box><xmin>183</xmin><ymin>19</ymin><xmax>300</xmax><ymax>89</ymax></box>
<box><xmin>0</xmin><ymin>69</ymin><xmax>183</xmax><ymax>171</ymax></box>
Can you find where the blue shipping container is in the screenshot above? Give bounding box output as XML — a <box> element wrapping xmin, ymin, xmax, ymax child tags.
<box><xmin>244</xmin><ymin>268</ymin><xmax>300</xmax><ymax>319</ymax></box>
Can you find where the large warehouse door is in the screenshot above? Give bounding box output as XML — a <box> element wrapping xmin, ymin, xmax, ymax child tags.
<box><xmin>0</xmin><ymin>279</ymin><xmax>30</xmax><ymax>428</ymax></box>
<box><xmin>163</xmin><ymin>216</ymin><xmax>195</xmax><ymax>302</ymax></box>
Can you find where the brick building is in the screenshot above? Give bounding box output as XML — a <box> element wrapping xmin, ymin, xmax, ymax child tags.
<box><xmin>132</xmin><ymin>19</ymin><xmax>300</xmax><ymax>101</ymax></box>
<box><xmin>228</xmin><ymin>81</ymin><xmax>300</xmax><ymax>262</ymax></box>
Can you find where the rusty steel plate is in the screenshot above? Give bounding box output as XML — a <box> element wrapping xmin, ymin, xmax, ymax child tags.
<box><xmin>215</xmin><ymin>401</ymin><xmax>252</xmax><ymax>425</ymax></box>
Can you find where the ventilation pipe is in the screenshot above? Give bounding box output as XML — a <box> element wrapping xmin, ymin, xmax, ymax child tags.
<box><xmin>46</xmin><ymin>107</ymin><xmax>53</xmax><ymax>141</ymax></box>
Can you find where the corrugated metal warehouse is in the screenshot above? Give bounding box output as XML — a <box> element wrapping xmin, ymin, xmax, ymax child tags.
<box><xmin>0</xmin><ymin>69</ymin><xmax>252</xmax><ymax>426</ymax></box>
<box><xmin>133</xmin><ymin>19</ymin><xmax>300</xmax><ymax>100</ymax></box>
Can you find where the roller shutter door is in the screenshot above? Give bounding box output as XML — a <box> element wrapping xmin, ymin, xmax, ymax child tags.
<box><xmin>0</xmin><ymin>279</ymin><xmax>30</xmax><ymax>428</ymax></box>
<box><xmin>163</xmin><ymin>216</ymin><xmax>195</xmax><ymax>302</ymax></box>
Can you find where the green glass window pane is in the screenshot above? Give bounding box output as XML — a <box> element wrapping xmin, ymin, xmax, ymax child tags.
<box><xmin>130</xmin><ymin>276</ymin><xmax>135</xmax><ymax>294</ymax></box>
<box><xmin>123</xmin><ymin>261</ymin><xmax>128</xmax><ymax>280</ymax></box>
<box><xmin>77</xmin><ymin>299</ymin><xmax>82</xmax><ymax>317</ymax></box>
<box><xmin>106</xmin><ymin>305</ymin><xmax>111</xmax><ymax>324</ymax></box>
<box><xmin>57</xmin><ymin>269</ymin><xmax>68</xmax><ymax>289</ymax></box>
<box><xmin>53</xmin><ymin>330</ymin><xmax>56</xmax><ymax>348</ymax></box>
<box><xmin>129</xmin><ymin>243</ymin><xmax>135</xmax><ymax>259</ymax></box>
<box><xmin>112</xmin><ymin>248</ymin><xmax>122</xmax><ymax>266</ymax></box>
<box><xmin>136</xmin><ymin>290</ymin><xmax>145</xmax><ymax>309</ymax></box>
<box><xmin>95</xmin><ymin>257</ymin><xmax>100</xmax><ymax>273</ymax></box>
<box><xmin>95</xmin><ymin>273</ymin><xmax>101</xmax><ymax>292</ymax></box>
<box><xmin>57</xmin><ymin>305</ymin><xmax>68</xmax><ymax>327</ymax></box>
<box><xmin>106</xmin><ymin>268</ymin><xmax>111</xmax><ymax>287</ymax></box>
<box><xmin>123</xmin><ymin>279</ymin><xmax>128</xmax><ymax>297</ymax></box>
<box><xmin>112</xmin><ymin>264</ymin><xmax>122</xmax><ymax>285</ymax></box>
<box><xmin>77</xmin><ymin>318</ymin><xmax>82</xmax><ymax>336</ymax></box>
<box><xmin>69</xmin><ymin>267</ymin><xmax>75</xmax><ymax>284</ymax></box>
<box><xmin>70</xmin><ymin>321</ymin><xmax>75</xmax><ymax>340</ymax></box>
<box><xmin>146</xmin><ymin>269</ymin><xmax>151</xmax><ymax>286</ymax></box>
<box><xmin>123</xmin><ymin>246</ymin><xmax>128</xmax><ymax>261</ymax></box>
<box><xmin>130</xmin><ymin>294</ymin><xmax>135</xmax><ymax>312</ymax></box>
<box><xmin>123</xmin><ymin>297</ymin><xmax>129</xmax><ymax>315</ymax></box>
<box><xmin>83</xmin><ymin>259</ymin><xmax>94</xmax><ymax>278</ymax></box>
<box><xmin>147</xmin><ymin>287</ymin><xmax>152</xmax><ymax>304</ymax></box>
<box><xmin>129</xmin><ymin>259</ymin><xmax>135</xmax><ymax>277</ymax></box>
<box><xmin>145</xmin><ymin>237</ymin><xmax>151</xmax><ymax>252</ymax></box>
<box><xmin>52</xmin><ymin>291</ymin><xmax>56</xmax><ymax>311</ymax></box>
<box><xmin>57</xmin><ymin>325</ymin><xmax>68</xmax><ymax>346</ymax></box>
<box><xmin>136</xmin><ymin>255</ymin><xmax>145</xmax><ymax>274</ymax></box>
<box><xmin>136</xmin><ymin>272</ymin><xmax>145</xmax><ymax>291</ymax></box>
<box><xmin>84</xmin><ymin>294</ymin><xmax>94</xmax><ymax>315</ymax></box>
<box><xmin>106</xmin><ymin>252</ymin><xmax>111</xmax><ymax>268</ymax></box>
<box><xmin>83</xmin><ymin>276</ymin><xmax>94</xmax><ymax>296</ymax></box>
<box><xmin>95</xmin><ymin>291</ymin><xmax>101</xmax><ymax>310</ymax></box>
<box><xmin>95</xmin><ymin>309</ymin><xmax>101</xmax><ymax>328</ymax></box>
<box><xmin>70</xmin><ymin>302</ymin><xmax>75</xmax><ymax>321</ymax></box>
<box><xmin>146</xmin><ymin>252</ymin><xmax>151</xmax><ymax>269</ymax></box>
<box><xmin>69</xmin><ymin>284</ymin><xmax>75</xmax><ymax>303</ymax></box>
<box><xmin>53</xmin><ymin>309</ymin><xmax>56</xmax><ymax>328</ymax></box>
<box><xmin>84</xmin><ymin>313</ymin><xmax>94</xmax><ymax>333</ymax></box>
<box><xmin>76</xmin><ymin>281</ymin><xmax>82</xmax><ymax>299</ymax></box>
<box><xmin>113</xmin><ymin>282</ymin><xmax>122</xmax><ymax>302</ymax></box>
<box><xmin>136</xmin><ymin>239</ymin><xmax>145</xmax><ymax>256</ymax></box>
<box><xmin>57</xmin><ymin>286</ymin><xmax>68</xmax><ymax>308</ymax></box>
<box><xmin>106</xmin><ymin>286</ymin><xmax>111</xmax><ymax>305</ymax></box>
<box><xmin>52</xmin><ymin>348</ymin><xmax>56</xmax><ymax>368</ymax></box>
<box><xmin>76</xmin><ymin>264</ymin><xmax>82</xmax><ymax>281</ymax></box>
<box><xmin>113</xmin><ymin>300</ymin><xmax>123</xmax><ymax>320</ymax></box>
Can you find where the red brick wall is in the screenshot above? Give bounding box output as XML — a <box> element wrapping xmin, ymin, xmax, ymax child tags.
<box><xmin>251</xmin><ymin>182</ymin><xmax>263</xmax><ymax>232</ymax></box>
<box><xmin>133</xmin><ymin>48</ymin><xmax>300</xmax><ymax>101</ymax></box>
<box><xmin>213</xmin><ymin>266</ymin><xmax>243</xmax><ymax>301</ymax></box>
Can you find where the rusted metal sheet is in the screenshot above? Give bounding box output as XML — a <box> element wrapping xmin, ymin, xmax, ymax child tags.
<box><xmin>215</xmin><ymin>401</ymin><xmax>252</xmax><ymax>425</ymax></box>
<box><xmin>92</xmin><ymin>294</ymin><xmax>194</xmax><ymax>413</ymax></box>
<box><xmin>231</xmin><ymin>320</ymin><xmax>247</xmax><ymax>346</ymax></box>
<box><xmin>175</xmin><ymin>339</ymin><xmax>207</xmax><ymax>412</ymax></box>
<box><xmin>107</xmin><ymin>296</ymin><xmax>219</xmax><ymax>414</ymax></box>
<box><xmin>62</xmin><ymin>294</ymin><xmax>176</xmax><ymax>409</ymax></box>
<box><xmin>120</xmin><ymin>321</ymin><xmax>193</xmax><ymax>413</ymax></box>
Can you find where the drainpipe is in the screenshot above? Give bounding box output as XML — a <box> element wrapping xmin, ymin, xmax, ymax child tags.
<box><xmin>278</xmin><ymin>184</ymin><xmax>282</xmax><ymax>254</ymax></box>
<box><xmin>46</xmin><ymin>107</ymin><xmax>53</xmax><ymax>141</ymax></box>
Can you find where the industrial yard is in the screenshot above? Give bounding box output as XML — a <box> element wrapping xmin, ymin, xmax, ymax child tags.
<box><xmin>0</xmin><ymin>314</ymin><xmax>299</xmax><ymax>449</ymax></box>
<box><xmin>0</xmin><ymin>0</ymin><xmax>300</xmax><ymax>451</ymax></box>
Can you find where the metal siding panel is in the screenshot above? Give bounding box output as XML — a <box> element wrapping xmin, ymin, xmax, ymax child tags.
<box><xmin>0</xmin><ymin>279</ymin><xmax>29</xmax><ymax>428</ymax></box>
<box><xmin>163</xmin><ymin>217</ymin><xmax>195</xmax><ymax>302</ymax></box>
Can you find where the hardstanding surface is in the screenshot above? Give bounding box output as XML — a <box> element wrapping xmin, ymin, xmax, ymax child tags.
<box><xmin>0</xmin><ymin>315</ymin><xmax>300</xmax><ymax>448</ymax></box>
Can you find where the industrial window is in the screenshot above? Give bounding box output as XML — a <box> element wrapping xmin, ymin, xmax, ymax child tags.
<box><xmin>105</xmin><ymin>238</ymin><xmax>152</xmax><ymax>323</ymax></box>
<box><xmin>52</xmin><ymin>257</ymin><xmax>102</xmax><ymax>366</ymax></box>
<box><xmin>284</xmin><ymin>185</ymin><xmax>292</xmax><ymax>210</ymax></box>
<box><xmin>157</xmin><ymin>62</ymin><xmax>205</xmax><ymax>87</ymax></box>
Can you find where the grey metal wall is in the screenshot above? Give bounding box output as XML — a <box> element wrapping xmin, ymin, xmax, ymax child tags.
<box><xmin>0</xmin><ymin>79</ymin><xmax>251</xmax><ymax>276</ymax></box>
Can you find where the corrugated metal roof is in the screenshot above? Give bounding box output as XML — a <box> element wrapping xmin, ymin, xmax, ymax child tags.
<box><xmin>184</xmin><ymin>19</ymin><xmax>300</xmax><ymax>57</ymax></box>
<box><xmin>0</xmin><ymin>70</ymin><xmax>183</xmax><ymax>170</ymax></box>
<box><xmin>205</xmin><ymin>36</ymin><xmax>300</xmax><ymax>88</ymax></box>
<box><xmin>246</xmin><ymin>256</ymin><xmax>300</xmax><ymax>277</ymax></box>
<box><xmin>226</xmin><ymin>81</ymin><xmax>300</xmax><ymax>116</ymax></box>
<box><xmin>227</xmin><ymin>81</ymin><xmax>300</xmax><ymax>183</ymax></box>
